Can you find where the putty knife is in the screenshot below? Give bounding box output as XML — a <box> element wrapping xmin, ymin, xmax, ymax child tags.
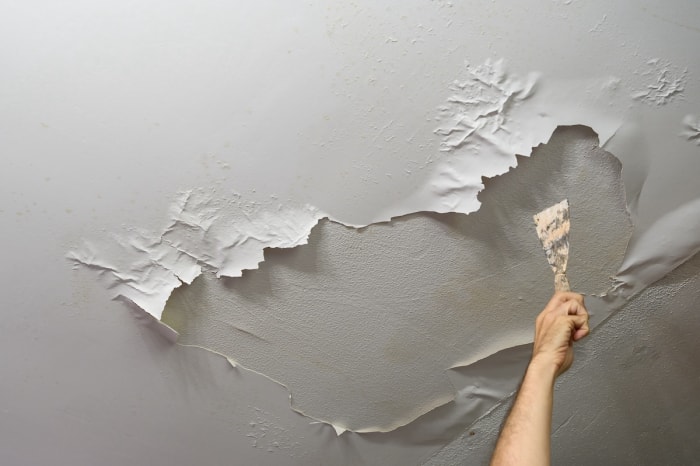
<box><xmin>533</xmin><ymin>199</ymin><xmax>571</xmax><ymax>292</ymax></box>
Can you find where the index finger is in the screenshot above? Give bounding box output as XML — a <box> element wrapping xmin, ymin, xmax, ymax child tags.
<box><xmin>551</xmin><ymin>291</ymin><xmax>584</xmax><ymax>306</ymax></box>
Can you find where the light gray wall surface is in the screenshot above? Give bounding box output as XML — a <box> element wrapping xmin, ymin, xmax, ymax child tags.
<box><xmin>2</xmin><ymin>1</ymin><xmax>699</xmax><ymax>465</ymax></box>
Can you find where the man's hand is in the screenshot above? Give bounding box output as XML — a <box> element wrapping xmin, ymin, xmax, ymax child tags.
<box><xmin>491</xmin><ymin>292</ymin><xmax>590</xmax><ymax>466</ymax></box>
<box><xmin>532</xmin><ymin>292</ymin><xmax>590</xmax><ymax>377</ymax></box>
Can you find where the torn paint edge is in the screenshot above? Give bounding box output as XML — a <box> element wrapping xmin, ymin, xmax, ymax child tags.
<box><xmin>68</xmin><ymin>123</ymin><xmax>634</xmax><ymax>436</ymax></box>
<box><xmin>71</xmin><ymin>128</ymin><xmax>700</xmax><ymax>438</ymax></box>
<box><xmin>68</xmin><ymin>58</ymin><xmax>628</xmax><ymax>318</ymax></box>
<box><xmin>68</xmin><ymin>195</ymin><xmax>326</xmax><ymax>320</ymax></box>
<box><xmin>67</xmin><ymin>56</ymin><xmax>700</xmax><ymax>436</ymax></box>
<box><xmin>165</xmin><ymin>125</ymin><xmax>640</xmax><ymax>436</ymax></box>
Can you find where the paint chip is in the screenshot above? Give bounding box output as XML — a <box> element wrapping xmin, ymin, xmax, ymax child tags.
<box><xmin>68</xmin><ymin>191</ymin><xmax>324</xmax><ymax>319</ymax></box>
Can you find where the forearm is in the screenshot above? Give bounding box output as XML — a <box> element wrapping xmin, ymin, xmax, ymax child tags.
<box><xmin>491</xmin><ymin>359</ymin><xmax>557</xmax><ymax>466</ymax></box>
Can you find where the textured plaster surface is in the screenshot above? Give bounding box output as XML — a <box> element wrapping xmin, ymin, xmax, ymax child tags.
<box><xmin>162</xmin><ymin>126</ymin><xmax>632</xmax><ymax>432</ymax></box>
<box><xmin>425</xmin><ymin>251</ymin><xmax>700</xmax><ymax>466</ymax></box>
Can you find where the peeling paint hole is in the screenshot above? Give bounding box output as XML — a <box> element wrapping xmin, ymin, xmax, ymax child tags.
<box><xmin>160</xmin><ymin>126</ymin><xmax>632</xmax><ymax>432</ymax></box>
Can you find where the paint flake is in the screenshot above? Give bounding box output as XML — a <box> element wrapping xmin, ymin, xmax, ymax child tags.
<box><xmin>69</xmin><ymin>189</ymin><xmax>324</xmax><ymax>319</ymax></box>
<box><xmin>614</xmin><ymin>196</ymin><xmax>700</xmax><ymax>298</ymax></box>
<box><xmin>425</xmin><ymin>59</ymin><xmax>624</xmax><ymax>215</ymax></box>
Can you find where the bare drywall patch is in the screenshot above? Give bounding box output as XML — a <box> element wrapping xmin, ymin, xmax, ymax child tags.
<box><xmin>161</xmin><ymin>126</ymin><xmax>632</xmax><ymax>433</ymax></box>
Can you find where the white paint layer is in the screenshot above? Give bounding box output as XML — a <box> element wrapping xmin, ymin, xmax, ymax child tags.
<box><xmin>615</xmin><ymin>196</ymin><xmax>700</xmax><ymax>298</ymax></box>
<box><xmin>70</xmin><ymin>190</ymin><xmax>324</xmax><ymax>319</ymax></box>
<box><xmin>69</xmin><ymin>58</ymin><xmax>626</xmax><ymax>318</ymax></box>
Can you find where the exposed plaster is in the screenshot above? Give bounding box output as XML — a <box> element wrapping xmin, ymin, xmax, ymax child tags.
<box><xmin>161</xmin><ymin>126</ymin><xmax>632</xmax><ymax>433</ymax></box>
<box><xmin>424</xmin><ymin>59</ymin><xmax>623</xmax><ymax>215</ymax></box>
<box><xmin>5</xmin><ymin>0</ymin><xmax>700</xmax><ymax>463</ymax></box>
<box><xmin>69</xmin><ymin>59</ymin><xmax>626</xmax><ymax>319</ymax></box>
<box><xmin>66</xmin><ymin>60</ymin><xmax>698</xmax><ymax>440</ymax></box>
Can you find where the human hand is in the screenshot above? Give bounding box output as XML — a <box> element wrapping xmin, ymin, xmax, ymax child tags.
<box><xmin>531</xmin><ymin>292</ymin><xmax>590</xmax><ymax>378</ymax></box>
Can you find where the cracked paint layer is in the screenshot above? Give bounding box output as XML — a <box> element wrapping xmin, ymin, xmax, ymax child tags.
<box><xmin>161</xmin><ymin>126</ymin><xmax>632</xmax><ymax>433</ymax></box>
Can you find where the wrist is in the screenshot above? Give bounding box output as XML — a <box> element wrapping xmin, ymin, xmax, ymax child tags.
<box><xmin>527</xmin><ymin>355</ymin><xmax>559</xmax><ymax>383</ymax></box>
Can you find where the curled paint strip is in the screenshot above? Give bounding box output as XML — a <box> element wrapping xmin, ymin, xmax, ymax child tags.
<box><xmin>69</xmin><ymin>190</ymin><xmax>325</xmax><ymax>319</ymax></box>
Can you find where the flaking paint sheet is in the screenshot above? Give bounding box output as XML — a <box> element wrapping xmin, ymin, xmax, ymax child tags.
<box><xmin>67</xmin><ymin>59</ymin><xmax>700</xmax><ymax>438</ymax></box>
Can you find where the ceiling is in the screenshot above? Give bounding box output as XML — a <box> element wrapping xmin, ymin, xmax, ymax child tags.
<box><xmin>3</xmin><ymin>0</ymin><xmax>699</xmax><ymax>464</ymax></box>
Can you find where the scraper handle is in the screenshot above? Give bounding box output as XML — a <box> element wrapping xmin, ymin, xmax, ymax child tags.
<box><xmin>554</xmin><ymin>273</ymin><xmax>570</xmax><ymax>292</ymax></box>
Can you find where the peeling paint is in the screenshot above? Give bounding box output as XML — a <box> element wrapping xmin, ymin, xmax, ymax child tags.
<box><xmin>246</xmin><ymin>406</ymin><xmax>301</xmax><ymax>454</ymax></box>
<box><xmin>64</xmin><ymin>53</ymin><xmax>696</xmax><ymax>443</ymax></box>
<box><xmin>69</xmin><ymin>58</ymin><xmax>626</xmax><ymax>316</ymax></box>
<box><xmin>632</xmin><ymin>59</ymin><xmax>688</xmax><ymax>106</ymax></box>
<box><xmin>423</xmin><ymin>59</ymin><xmax>624</xmax><ymax>215</ymax></box>
<box><xmin>69</xmin><ymin>192</ymin><xmax>324</xmax><ymax>319</ymax></box>
<box><xmin>680</xmin><ymin>114</ymin><xmax>700</xmax><ymax>146</ymax></box>
<box><xmin>161</xmin><ymin>126</ymin><xmax>632</xmax><ymax>433</ymax></box>
<box><xmin>5</xmin><ymin>0</ymin><xmax>700</xmax><ymax>463</ymax></box>
<box><xmin>434</xmin><ymin>59</ymin><xmax>539</xmax><ymax>154</ymax></box>
<box><xmin>614</xmin><ymin>196</ymin><xmax>700</xmax><ymax>298</ymax></box>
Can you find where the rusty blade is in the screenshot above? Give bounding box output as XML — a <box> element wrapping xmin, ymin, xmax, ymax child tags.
<box><xmin>533</xmin><ymin>199</ymin><xmax>571</xmax><ymax>292</ymax></box>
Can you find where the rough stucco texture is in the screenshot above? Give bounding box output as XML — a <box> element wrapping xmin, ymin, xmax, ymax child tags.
<box><xmin>161</xmin><ymin>126</ymin><xmax>632</xmax><ymax>432</ymax></box>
